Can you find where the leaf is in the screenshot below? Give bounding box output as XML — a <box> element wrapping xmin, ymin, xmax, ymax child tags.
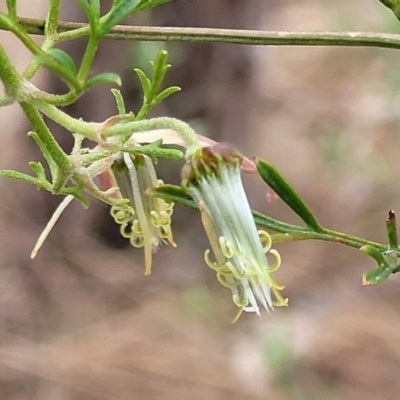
<box><xmin>35</xmin><ymin>53</ymin><xmax>81</xmax><ymax>91</ymax></box>
<box><xmin>64</xmin><ymin>187</ymin><xmax>90</xmax><ymax>209</ymax></box>
<box><xmin>99</xmin><ymin>0</ymin><xmax>141</xmax><ymax>36</ymax></box>
<box><xmin>85</xmin><ymin>72</ymin><xmax>122</xmax><ymax>89</ymax></box>
<box><xmin>123</xmin><ymin>139</ymin><xmax>184</xmax><ymax>160</ymax></box>
<box><xmin>379</xmin><ymin>0</ymin><xmax>400</xmax><ymax>19</ymax></box>
<box><xmin>136</xmin><ymin>0</ymin><xmax>173</xmax><ymax>12</ymax></box>
<box><xmin>134</xmin><ymin>68</ymin><xmax>151</xmax><ymax>98</ymax></box>
<box><xmin>111</xmin><ymin>89</ymin><xmax>126</xmax><ymax>114</ymax></box>
<box><xmin>360</xmin><ymin>245</ymin><xmax>394</xmax><ymax>286</ymax></box>
<box><xmin>29</xmin><ymin>161</ymin><xmax>47</xmax><ymax>181</ymax></box>
<box><xmin>252</xmin><ymin>210</ymin><xmax>307</xmax><ymax>234</ymax></box>
<box><xmin>149</xmin><ymin>184</ymin><xmax>197</xmax><ymax>209</ymax></box>
<box><xmin>76</xmin><ymin>0</ymin><xmax>100</xmax><ymax>31</ymax></box>
<box><xmin>6</xmin><ymin>0</ymin><xmax>17</xmax><ymax>21</ymax></box>
<box><xmin>149</xmin><ymin>50</ymin><xmax>169</xmax><ymax>98</ymax></box>
<box><xmin>47</xmin><ymin>48</ymin><xmax>77</xmax><ymax>75</ymax></box>
<box><xmin>0</xmin><ymin>169</ymin><xmax>38</xmax><ymax>185</ymax></box>
<box><xmin>28</xmin><ymin>131</ymin><xmax>57</xmax><ymax>182</ymax></box>
<box><xmin>256</xmin><ymin>158</ymin><xmax>322</xmax><ymax>232</ymax></box>
<box><xmin>386</xmin><ymin>210</ymin><xmax>398</xmax><ymax>249</ymax></box>
<box><xmin>154</xmin><ymin>86</ymin><xmax>181</xmax><ymax>103</ymax></box>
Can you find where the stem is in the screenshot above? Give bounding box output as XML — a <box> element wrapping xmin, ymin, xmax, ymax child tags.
<box><xmin>21</xmin><ymin>0</ymin><xmax>60</xmax><ymax>82</ymax></box>
<box><xmin>271</xmin><ymin>228</ymin><xmax>386</xmax><ymax>251</ymax></box>
<box><xmin>36</xmin><ymin>102</ymin><xmax>200</xmax><ymax>148</ymax></box>
<box><xmin>154</xmin><ymin>183</ymin><xmax>389</xmax><ymax>252</ymax></box>
<box><xmin>45</xmin><ymin>0</ymin><xmax>61</xmax><ymax>38</ymax></box>
<box><xmin>251</xmin><ymin>211</ymin><xmax>385</xmax><ymax>250</ymax></box>
<box><xmin>105</xmin><ymin>117</ymin><xmax>201</xmax><ymax>148</ymax></box>
<box><xmin>0</xmin><ymin>44</ymin><xmax>22</xmax><ymax>99</ymax></box>
<box><xmin>34</xmin><ymin>101</ymin><xmax>98</xmax><ymax>140</ymax></box>
<box><xmin>78</xmin><ymin>34</ymin><xmax>100</xmax><ymax>82</ymax></box>
<box><xmin>20</xmin><ymin>102</ymin><xmax>71</xmax><ymax>175</ymax></box>
<box><xmin>0</xmin><ymin>13</ymin><xmax>46</xmax><ymax>56</ymax></box>
<box><xmin>10</xmin><ymin>18</ymin><xmax>400</xmax><ymax>51</ymax></box>
<box><xmin>22</xmin><ymin>39</ymin><xmax>54</xmax><ymax>80</ymax></box>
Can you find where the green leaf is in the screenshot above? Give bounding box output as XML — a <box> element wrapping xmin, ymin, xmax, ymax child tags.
<box><xmin>125</xmin><ymin>142</ymin><xmax>184</xmax><ymax>160</ymax></box>
<box><xmin>362</xmin><ymin>266</ymin><xmax>393</xmax><ymax>286</ymax></box>
<box><xmin>252</xmin><ymin>210</ymin><xmax>308</xmax><ymax>234</ymax></box>
<box><xmin>111</xmin><ymin>89</ymin><xmax>126</xmax><ymax>115</ymax></box>
<box><xmin>6</xmin><ymin>0</ymin><xmax>17</xmax><ymax>21</ymax></box>
<box><xmin>64</xmin><ymin>187</ymin><xmax>90</xmax><ymax>208</ymax></box>
<box><xmin>149</xmin><ymin>184</ymin><xmax>197</xmax><ymax>209</ymax></box>
<box><xmin>154</xmin><ymin>86</ymin><xmax>181</xmax><ymax>103</ymax></box>
<box><xmin>47</xmin><ymin>48</ymin><xmax>78</xmax><ymax>75</ymax></box>
<box><xmin>124</xmin><ymin>139</ymin><xmax>180</xmax><ymax>159</ymax></box>
<box><xmin>76</xmin><ymin>0</ymin><xmax>91</xmax><ymax>16</ymax></box>
<box><xmin>29</xmin><ymin>161</ymin><xmax>47</xmax><ymax>181</ymax></box>
<box><xmin>28</xmin><ymin>131</ymin><xmax>57</xmax><ymax>182</ymax></box>
<box><xmin>85</xmin><ymin>72</ymin><xmax>122</xmax><ymax>89</ymax></box>
<box><xmin>149</xmin><ymin>50</ymin><xmax>169</xmax><ymax>98</ymax></box>
<box><xmin>89</xmin><ymin>0</ymin><xmax>101</xmax><ymax>16</ymax></box>
<box><xmin>379</xmin><ymin>0</ymin><xmax>400</xmax><ymax>19</ymax></box>
<box><xmin>256</xmin><ymin>158</ymin><xmax>322</xmax><ymax>232</ymax></box>
<box><xmin>360</xmin><ymin>245</ymin><xmax>395</xmax><ymax>286</ymax></box>
<box><xmin>386</xmin><ymin>210</ymin><xmax>399</xmax><ymax>249</ymax></box>
<box><xmin>99</xmin><ymin>0</ymin><xmax>141</xmax><ymax>36</ymax></box>
<box><xmin>0</xmin><ymin>169</ymin><xmax>38</xmax><ymax>185</ymax></box>
<box><xmin>134</xmin><ymin>68</ymin><xmax>151</xmax><ymax>98</ymax></box>
<box><xmin>76</xmin><ymin>0</ymin><xmax>100</xmax><ymax>31</ymax></box>
<box><xmin>136</xmin><ymin>0</ymin><xmax>173</xmax><ymax>12</ymax></box>
<box><xmin>35</xmin><ymin>52</ymin><xmax>81</xmax><ymax>91</ymax></box>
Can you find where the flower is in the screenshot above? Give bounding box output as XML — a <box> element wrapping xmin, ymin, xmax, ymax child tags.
<box><xmin>182</xmin><ymin>144</ymin><xmax>287</xmax><ymax>320</ymax></box>
<box><xmin>111</xmin><ymin>152</ymin><xmax>176</xmax><ymax>274</ymax></box>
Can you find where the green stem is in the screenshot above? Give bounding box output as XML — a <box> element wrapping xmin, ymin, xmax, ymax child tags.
<box><xmin>21</xmin><ymin>0</ymin><xmax>60</xmax><ymax>82</ymax></box>
<box><xmin>154</xmin><ymin>184</ymin><xmax>388</xmax><ymax>252</ymax></box>
<box><xmin>35</xmin><ymin>102</ymin><xmax>200</xmax><ymax>147</ymax></box>
<box><xmin>20</xmin><ymin>102</ymin><xmax>71</xmax><ymax>184</ymax></box>
<box><xmin>34</xmin><ymin>101</ymin><xmax>98</xmax><ymax>139</ymax></box>
<box><xmin>45</xmin><ymin>0</ymin><xmax>61</xmax><ymax>38</ymax></box>
<box><xmin>251</xmin><ymin>211</ymin><xmax>385</xmax><ymax>250</ymax></box>
<box><xmin>271</xmin><ymin>228</ymin><xmax>386</xmax><ymax>251</ymax></box>
<box><xmin>105</xmin><ymin>117</ymin><xmax>201</xmax><ymax>148</ymax></box>
<box><xmin>78</xmin><ymin>34</ymin><xmax>100</xmax><ymax>82</ymax></box>
<box><xmin>0</xmin><ymin>44</ymin><xmax>22</xmax><ymax>99</ymax></box>
<box><xmin>23</xmin><ymin>39</ymin><xmax>54</xmax><ymax>80</ymax></box>
<box><xmin>10</xmin><ymin>18</ymin><xmax>400</xmax><ymax>50</ymax></box>
<box><xmin>0</xmin><ymin>13</ymin><xmax>45</xmax><ymax>56</ymax></box>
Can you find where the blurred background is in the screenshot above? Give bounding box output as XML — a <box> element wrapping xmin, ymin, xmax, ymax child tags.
<box><xmin>1</xmin><ymin>0</ymin><xmax>400</xmax><ymax>399</ymax></box>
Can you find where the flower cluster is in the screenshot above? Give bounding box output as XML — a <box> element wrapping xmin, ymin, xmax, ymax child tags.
<box><xmin>106</xmin><ymin>142</ymin><xmax>287</xmax><ymax>319</ymax></box>
<box><xmin>32</xmin><ymin>130</ymin><xmax>287</xmax><ymax>320</ymax></box>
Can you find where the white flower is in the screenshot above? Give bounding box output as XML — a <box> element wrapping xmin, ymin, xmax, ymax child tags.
<box><xmin>182</xmin><ymin>144</ymin><xmax>287</xmax><ymax>320</ymax></box>
<box><xmin>111</xmin><ymin>152</ymin><xmax>175</xmax><ymax>274</ymax></box>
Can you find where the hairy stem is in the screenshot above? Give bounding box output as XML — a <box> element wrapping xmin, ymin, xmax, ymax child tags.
<box><xmin>45</xmin><ymin>0</ymin><xmax>61</xmax><ymax>38</ymax></box>
<box><xmin>8</xmin><ymin>18</ymin><xmax>400</xmax><ymax>50</ymax></box>
<box><xmin>20</xmin><ymin>102</ymin><xmax>71</xmax><ymax>174</ymax></box>
<box><xmin>0</xmin><ymin>44</ymin><xmax>22</xmax><ymax>99</ymax></box>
